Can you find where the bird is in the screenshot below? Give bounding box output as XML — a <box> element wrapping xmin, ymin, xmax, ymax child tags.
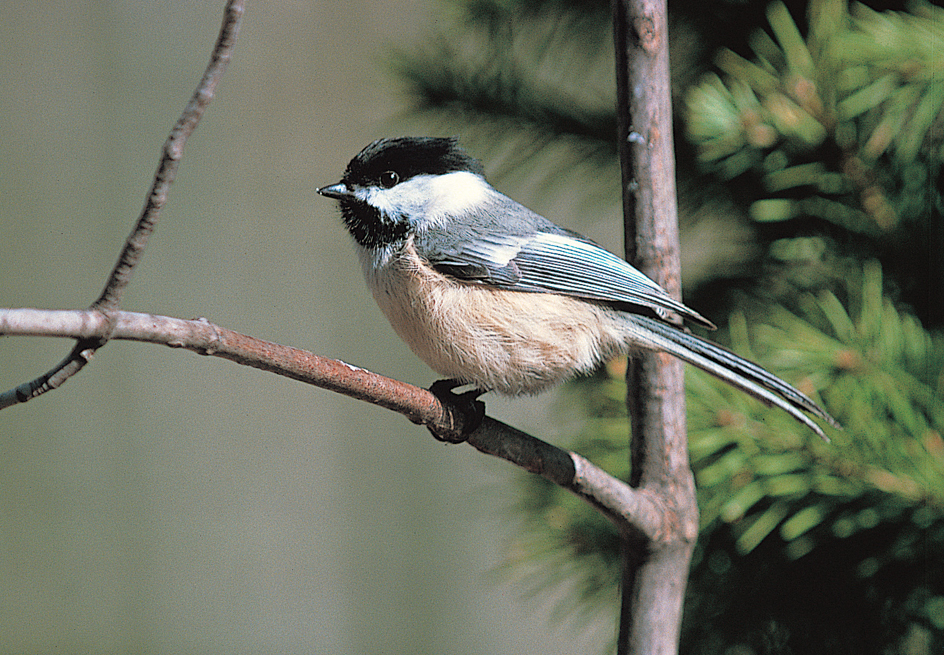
<box><xmin>318</xmin><ymin>136</ymin><xmax>838</xmax><ymax>439</ymax></box>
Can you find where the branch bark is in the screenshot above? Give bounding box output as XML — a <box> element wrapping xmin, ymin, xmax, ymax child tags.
<box><xmin>0</xmin><ymin>307</ymin><xmax>675</xmax><ymax>540</ymax></box>
<box><xmin>612</xmin><ymin>0</ymin><xmax>699</xmax><ymax>652</ymax></box>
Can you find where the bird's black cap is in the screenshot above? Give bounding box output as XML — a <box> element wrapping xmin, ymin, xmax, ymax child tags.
<box><xmin>341</xmin><ymin>136</ymin><xmax>485</xmax><ymax>186</ymax></box>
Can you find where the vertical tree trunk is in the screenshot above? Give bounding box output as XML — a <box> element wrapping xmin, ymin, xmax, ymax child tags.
<box><xmin>611</xmin><ymin>0</ymin><xmax>700</xmax><ymax>652</ymax></box>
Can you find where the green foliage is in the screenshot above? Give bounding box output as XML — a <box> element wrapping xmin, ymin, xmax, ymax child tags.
<box><xmin>685</xmin><ymin>0</ymin><xmax>943</xmax><ymax>233</ymax></box>
<box><xmin>684</xmin><ymin>0</ymin><xmax>943</xmax><ymax>326</ymax></box>
<box><xmin>508</xmin><ymin>263</ymin><xmax>944</xmax><ymax>652</ymax></box>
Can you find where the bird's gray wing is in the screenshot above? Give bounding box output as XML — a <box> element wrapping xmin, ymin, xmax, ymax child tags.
<box><xmin>417</xmin><ymin>225</ymin><xmax>716</xmax><ymax>330</ymax></box>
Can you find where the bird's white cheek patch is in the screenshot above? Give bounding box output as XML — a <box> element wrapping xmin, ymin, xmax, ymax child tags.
<box><xmin>428</xmin><ymin>171</ymin><xmax>490</xmax><ymax>210</ymax></box>
<box><xmin>359</xmin><ymin>172</ymin><xmax>491</xmax><ymax>228</ymax></box>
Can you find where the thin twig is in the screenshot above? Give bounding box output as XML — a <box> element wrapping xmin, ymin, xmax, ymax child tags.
<box><xmin>0</xmin><ymin>307</ymin><xmax>669</xmax><ymax>537</ymax></box>
<box><xmin>0</xmin><ymin>0</ymin><xmax>244</xmax><ymax>410</ymax></box>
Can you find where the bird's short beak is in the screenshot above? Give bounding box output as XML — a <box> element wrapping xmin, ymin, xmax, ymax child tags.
<box><xmin>317</xmin><ymin>182</ymin><xmax>353</xmax><ymax>200</ymax></box>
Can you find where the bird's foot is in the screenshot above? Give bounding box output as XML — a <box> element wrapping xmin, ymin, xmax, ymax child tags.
<box><xmin>426</xmin><ymin>379</ymin><xmax>487</xmax><ymax>443</ymax></box>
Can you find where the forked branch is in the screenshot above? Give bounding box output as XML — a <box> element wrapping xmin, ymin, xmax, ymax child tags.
<box><xmin>0</xmin><ymin>0</ymin><xmax>244</xmax><ymax>410</ymax></box>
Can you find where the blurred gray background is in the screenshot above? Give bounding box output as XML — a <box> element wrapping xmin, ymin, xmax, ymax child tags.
<box><xmin>0</xmin><ymin>1</ymin><xmax>616</xmax><ymax>653</ymax></box>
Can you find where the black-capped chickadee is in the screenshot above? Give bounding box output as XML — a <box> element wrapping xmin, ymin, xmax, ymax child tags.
<box><xmin>318</xmin><ymin>137</ymin><xmax>837</xmax><ymax>438</ymax></box>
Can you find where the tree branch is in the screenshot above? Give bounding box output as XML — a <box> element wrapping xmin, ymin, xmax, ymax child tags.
<box><xmin>612</xmin><ymin>0</ymin><xmax>699</xmax><ymax>652</ymax></box>
<box><xmin>0</xmin><ymin>0</ymin><xmax>244</xmax><ymax>409</ymax></box>
<box><xmin>0</xmin><ymin>307</ymin><xmax>673</xmax><ymax>539</ymax></box>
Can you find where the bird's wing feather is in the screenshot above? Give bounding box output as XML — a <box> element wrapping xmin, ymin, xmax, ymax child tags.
<box><xmin>419</xmin><ymin>226</ymin><xmax>716</xmax><ymax>330</ymax></box>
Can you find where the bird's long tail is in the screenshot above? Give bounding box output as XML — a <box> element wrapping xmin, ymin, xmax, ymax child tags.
<box><xmin>623</xmin><ymin>315</ymin><xmax>839</xmax><ymax>440</ymax></box>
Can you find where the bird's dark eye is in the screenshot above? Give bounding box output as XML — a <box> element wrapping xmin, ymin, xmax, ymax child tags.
<box><xmin>379</xmin><ymin>171</ymin><xmax>400</xmax><ymax>189</ymax></box>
